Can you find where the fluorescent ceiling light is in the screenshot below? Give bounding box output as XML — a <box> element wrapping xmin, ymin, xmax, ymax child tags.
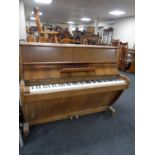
<box><xmin>81</xmin><ymin>17</ymin><xmax>91</xmax><ymax>22</ymax></box>
<box><xmin>67</xmin><ymin>21</ymin><xmax>75</xmax><ymax>24</ymax></box>
<box><xmin>30</xmin><ymin>17</ymin><xmax>36</xmax><ymax>20</ymax></box>
<box><xmin>34</xmin><ymin>0</ymin><xmax>52</xmax><ymax>4</ymax></box>
<box><xmin>109</xmin><ymin>10</ymin><xmax>125</xmax><ymax>16</ymax></box>
<box><xmin>32</xmin><ymin>11</ymin><xmax>42</xmax><ymax>15</ymax></box>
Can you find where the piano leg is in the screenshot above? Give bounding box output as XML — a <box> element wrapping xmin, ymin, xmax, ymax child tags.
<box><xmin>108</xmin><ymin>106</ymin><xmax>116</xmax><ymax>117</ymax></box>
<box><xmin>23</xmin><ymin>122</ymin><xmax>29</xmax><ymax>138</ymax></box>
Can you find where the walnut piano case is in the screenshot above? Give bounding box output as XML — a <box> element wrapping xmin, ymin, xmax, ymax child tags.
<box><xmin>19</xmin><ymin>43</ymin><xmax>129</xmax><ymax>136</ymax></box>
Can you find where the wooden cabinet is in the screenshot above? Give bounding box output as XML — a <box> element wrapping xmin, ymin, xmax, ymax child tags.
<box><xmin>87</xmin><ymin>27</ymin><xmax>95</xmax><ymax>33</ymax></box>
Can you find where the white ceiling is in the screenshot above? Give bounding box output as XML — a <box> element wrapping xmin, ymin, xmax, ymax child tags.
<box><xmin>23</xmin><ymin>0</ymin><xmax>135</xmax><ymax>24</ymax></box>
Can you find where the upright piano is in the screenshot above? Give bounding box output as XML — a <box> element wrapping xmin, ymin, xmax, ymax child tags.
<box><xmin>19</xmin><ymin>42</ymin><xmax>129</xmax><ymax>136</ymax></box>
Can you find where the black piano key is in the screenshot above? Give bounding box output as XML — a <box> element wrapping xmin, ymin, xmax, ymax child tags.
<box><xmin>92</xmin><ymin>80</ymin><xmax>97</xmax><ymax>83</ymax></box>
<box><xmin>112</xmin><ymin>78</ymin><xmax>117</xmax><ymax>81</ymax></box>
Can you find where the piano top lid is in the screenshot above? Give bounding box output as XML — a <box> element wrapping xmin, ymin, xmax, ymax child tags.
<box><xmin>19</xmin><ymin>42</ymin><xmax>118</xmax><ymax>49</ymax></box>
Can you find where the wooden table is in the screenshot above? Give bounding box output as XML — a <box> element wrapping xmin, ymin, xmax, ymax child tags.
<box><xmin>40</xmin><ymin>31</ymin><xmax>59</xmax><ymax>43</ymax></box>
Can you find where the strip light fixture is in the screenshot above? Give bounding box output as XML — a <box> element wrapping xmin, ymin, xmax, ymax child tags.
<box><xmin>67</xmin><ymin>21</ymin><xmax>75</xmax><ymax>24</ymax></box>
<box><xmin>81</xmin><ymin>17</ymin><xmax>91</xmax><ymax>22</ymax></box>
<box><xmin>109</xmin><ymin>10</ymin><xmax>125</xmax><ymax>16</ymax></box>
<box><xmin>34</xmin><ymin>0</ymin><xmax>52</xmax><ymax>4</ymax></box>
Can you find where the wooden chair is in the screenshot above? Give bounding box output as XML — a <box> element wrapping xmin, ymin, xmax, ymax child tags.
<box><xmin>82</xmin><ymin>38</ymin><xmax>88</xmax><ymax>45</ymax></box>
<box><xmin>128</xmin><ymin>49</ymin><xmax>135</xmax><ymax>73</ymax></box>
<box><xmin>60</xmin><ymin>38</ymin><xmax>73</xmax><ymax>44</ymax></box>
<box><xmin>38</xmin><ymin>36</ymin><xmax>48</xmax><ymax>43</ymax></box>
<box><xmin>119</xmin><ymin>42</ymin><xmax>129</xmax><ymax>71</ymax></box>
<box><xmin>128</xmin><ymin>44</ymin><xmax>135</xmax><ymax>73</ymax></box>
<box><xmin>27</xmin><ymin>35</ymin><xmax>37</xmax><ymax>42</ymax></box>
<box><xmin>112</xmin><ymin>39</ymin><xmax>120</xmax><ymax>47</ymax></box>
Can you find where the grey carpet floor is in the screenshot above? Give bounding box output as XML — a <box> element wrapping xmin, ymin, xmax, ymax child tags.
<box><xmin>20</xmin><ymin>71</ymin><xmax>135</xmax><ymax>155</ymax></box>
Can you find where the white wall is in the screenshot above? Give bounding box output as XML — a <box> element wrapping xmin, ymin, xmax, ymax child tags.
<box><xmin>98</xmin><ymin>21</ymin><xmax>110</xmax><ymax>27</ymax></box>
<box><xmin>19</xmin><ymin>0</ymin><xmax>26</xmax><ymax>40</ymax></box>
<box><xmin>112</xmin><ymin>17</ymin><xmax>135</xmax><ymax>48</ymax></box>
<box><xmin>26</xmin><ymin>20</ymin><xmax>69</xmax><ymax>29</ymax></box>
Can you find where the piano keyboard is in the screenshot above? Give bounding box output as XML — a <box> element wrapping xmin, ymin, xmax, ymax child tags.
<box><xmin>30</xmin><ymin>78</ymin><xmax>126</xmax><ymax>94</ymax></box>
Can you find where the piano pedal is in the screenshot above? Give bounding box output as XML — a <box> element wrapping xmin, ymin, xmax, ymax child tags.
<box><xmin>75</xmin><ymin>115</ymin><xmax>79</xmax><ymax>119</ymax></box>
<box><xmin>70</xmin><ymin>116</ymin><xmax>74</xmax><ymax>120</ymax></box>
<box><xmin>108</xmin><ymin>106</ymin><xmax>116</xmax><ymax>117</ymax></box>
